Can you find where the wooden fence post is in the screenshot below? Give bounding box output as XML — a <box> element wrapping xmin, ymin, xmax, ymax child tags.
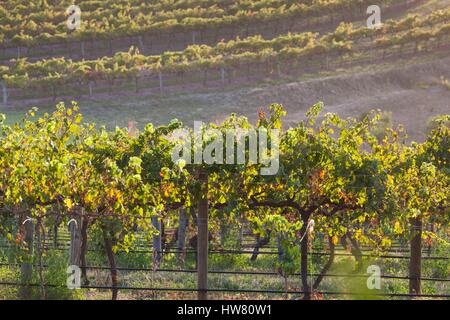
<box><xmin>138</xmin><ymin>35</ymin><xmax>145</xmax><ymax>54</ymax></box>
<box><xmin>68</xmin><ymin>216</ymin><xmax>82</xmax><ymax>268</ymax></box>
<box><xmin>35</xmin><ymin>218</ymin><xmax>46</xmax><ymax>299</ymax></box>
<box><xmin>1</xmin><ymin>81</ymin><xmax>7</xmax><ymax>105</ymax></box>
<box><xmin>409</xmin><ymin>217</ymin><xmax>422</xmax><ymax>295</ymax></box>
<box><xmin>197</xmin><ymin>169</ymin><xmax>208</xmax><ymax>300</ymax></box>
<box><xmin>152</xmin><ymin>216</ymin><xmax>162</xmax><ymax>268</ymax></box>
<box><xmin>20</xmin><ymin>218</ymin><xmax>34</xmax><ymax>300</ymax></box>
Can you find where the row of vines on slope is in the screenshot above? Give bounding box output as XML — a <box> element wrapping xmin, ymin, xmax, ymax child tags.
<box><xmin>1</xmin><ymin>0</ymin><xmax>400</xmax><ymax>51</ymax></box>
<box><xmin>1</xmin><ymin>9</ymin><xmax>449</xmax><ymax>102</ymax></box>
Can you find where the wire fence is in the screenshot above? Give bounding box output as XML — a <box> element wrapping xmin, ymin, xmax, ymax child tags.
<box><xmin>0</xmin><ymin>281</ymin><xmax>448</xmax><ymax>299</ymax></box>
<box><xmin>1</xmin><ymin>245</ymin><xmax>448</xmax><ymax>261</ymax></box>
<box><xmin>0</xmin><ymin>263</ymin><xmax>448</xmax><ymax>282</ymax></box>
<box><xmin>0</xmin><ymin>257</ymin><xmax>448</xmax><ymax>299</ymax></box>
<box><xmin>0</xmin><ymin>228</ymin><xmax>448</xmax><ymax>300</ymax></box>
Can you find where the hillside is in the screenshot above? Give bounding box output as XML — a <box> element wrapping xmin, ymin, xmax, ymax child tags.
<box><xmin>0</xmin><ymin>0</ymin><xmax>448</xmax><ymax>303</ymax></box>
<box><xmin>0</xmin><ymin>0</ymin><xmax>448</xmax><ymax>143</ymax></box>
<box><xmin>3</xmin><ymin>53</ymin><xmax>449</xmax><ymax>142</ymax></box>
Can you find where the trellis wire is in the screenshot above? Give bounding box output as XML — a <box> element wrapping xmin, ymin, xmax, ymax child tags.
<box><xmin>0</xmin><ymin>263</ymin><xmax>448</xmax><ymax>282</ymax></box>
<box><xmin>1</xmin><ymin>245</ymin><xmax>448</xmax><ymax>260</ymax></box>
<box><xmin>0</xmin><ymin>281</ymin><xmax>448</xmax><ymax>298</ymax></box>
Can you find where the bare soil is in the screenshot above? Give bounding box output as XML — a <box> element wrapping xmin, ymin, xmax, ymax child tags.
<box><xmin>240</xmin><ymin>57</ymin><xmax>450</xmax><ymax>141</ymax></box>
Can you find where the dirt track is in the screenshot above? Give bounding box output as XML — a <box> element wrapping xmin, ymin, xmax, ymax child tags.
<box><xmin>1</xmin><ymin>57</ymin><xmax>449</xmax><ymax>142</ymax></box>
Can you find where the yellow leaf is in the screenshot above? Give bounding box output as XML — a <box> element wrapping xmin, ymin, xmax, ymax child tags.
<box><xmin>387</xmin><ymin>174</ymin><xmax>394</xmax><ymax>185</ymax></box>
<box><xmin>394</xmin><ymin>221</ymin><xmax>403</xmax><ymax>234</ymax></box>
<box><xmin>64</xmin><ymin>198</ymin><xmax>73</xmax><ymax>209</ymax></box>
<box><xmin>331</xmin><ymin>235</ymin><xmax>338</xmax><ymax>245</ymax></box>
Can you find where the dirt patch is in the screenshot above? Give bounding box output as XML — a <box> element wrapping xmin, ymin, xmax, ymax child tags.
<box><xmin>236</xmin><ymin>57</ymin><xmax>450</xmax><ymax>141</ymax></box>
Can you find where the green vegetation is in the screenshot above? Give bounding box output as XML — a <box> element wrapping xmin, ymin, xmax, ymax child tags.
<box><xmin>1</xmin><ymin>8</ymin><xmax>449</xmax><ymax>102</ymax></box>
<box><xmin>0</xmin><ymin>102</ymin><xmax>448</xmax><ymax>300</ymax></box>
<box><xmin>0</xmin><ymin>0</ymin><xmax>397</xmax><ymax>50</ymax></box>
<box><xmin>0</xmin><ymin>0</ymin><xmax>448</xmax><ymax>302</ymax></box>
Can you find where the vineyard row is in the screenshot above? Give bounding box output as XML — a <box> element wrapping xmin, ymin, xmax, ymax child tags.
<box><xmin>1</xmin><ymin>0</ymin><xmax>401</xmax><ymax>51</ymax></box>
<box><xmin>1</xmin><ymin>9</ymin><xmax>449</xmax><ymax>102</ymax></box>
